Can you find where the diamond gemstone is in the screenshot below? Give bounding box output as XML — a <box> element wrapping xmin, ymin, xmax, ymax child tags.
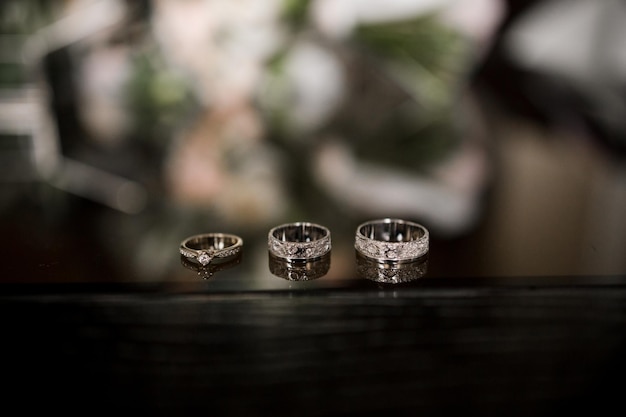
<box><xmin>197</xmin><ymin>251</ymin><xmax>212</xmax><ymax>266</ymax></box>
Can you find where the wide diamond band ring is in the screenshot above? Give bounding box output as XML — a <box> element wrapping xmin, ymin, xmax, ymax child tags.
<box><xmin>180</xmin><ymin>233</ymin><xmax>243</xmax><ymax>266</ymax></box>
<box><xmin>355</xmin><ymin>218</ymin><xmax>429</xmax><ymax>263</ymax></box>
<box><xmin>268</xmin><ymin>222</ymin><xmax>331</xmax><ymax>261</ymax></box>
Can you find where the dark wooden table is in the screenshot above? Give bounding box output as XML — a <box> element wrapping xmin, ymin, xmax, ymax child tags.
<box><xmin>3</xmin><ymin>278</ymin><xmax>626</xmax><ymax>416</ymax></box>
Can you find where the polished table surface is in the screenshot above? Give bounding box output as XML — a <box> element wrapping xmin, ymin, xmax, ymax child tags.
<box><xmin>3</xmin><ymin>276</ymin><xmax>626</xmax><ymax>416</ymax></box>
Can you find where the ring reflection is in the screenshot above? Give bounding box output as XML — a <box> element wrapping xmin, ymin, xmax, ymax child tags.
<box><xmin>180</xmin><ymin>253</ymin><xmax>242</xmax><ymax>280</ymax></box>
<box><xmin>356</xmin><ymin>252</ymin><xmax>428</xmax><ymax>284</ymax></box>
<box><xmin>268</xmin><ymin>252</ymin><xmax>331</xmax><ymax>281</ymax></box>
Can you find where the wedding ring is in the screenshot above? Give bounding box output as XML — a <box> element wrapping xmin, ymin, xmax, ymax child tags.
<box><xmin>356</xmin><ymin>252</ymin><xmax>428</xmax><ymax>284</ymax></box>
<box><xmin>355</xmin><ymin>218</ymin><xmax>428</xmax><ymax>263</ymax></box>
<box><xmin>268</xmin><ymin>252</ymin><xmax>330</xmax><ymax>281</ymax></box>
<box><xmin>268</xmin><ymin>222</ymin><xmax>331</xmax><ymax>261</ymax></box>
<box><xmin>179</xmin><ymin>233</ymin><xmax>243</xmax><ymax>266</ymax></box>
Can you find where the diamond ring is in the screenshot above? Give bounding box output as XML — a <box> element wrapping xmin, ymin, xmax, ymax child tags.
<box><xmin>179</xmin><ymin>233</ymin><xmax>243</xmax><ymax>266</ymax></box>
<box><xmin>268</xmin><ymin>222</ymin><xmax>331</xmax><ymax>261</ymax></box>
<box><xmin>354</xmin><ymin>218</ymin><xmax>429</xmax><ymax>263</ymax></box>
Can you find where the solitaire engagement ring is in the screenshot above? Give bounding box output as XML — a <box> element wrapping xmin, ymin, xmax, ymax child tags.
<box><xmin>180</xmin><ymin>233</ymin><xmax>243</xmax><ymax>266</ymax></box>
<box><xmin>355</xmin><ymin>218</ymin><xmax>429</xmax><ymax>263</ymax></box>
<box><xmin>268</xmin><ymin>222</ymin><xmax>331</xmax><ymax>261</ymax></box>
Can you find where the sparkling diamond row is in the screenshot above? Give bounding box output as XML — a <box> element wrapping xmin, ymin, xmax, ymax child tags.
<box><xmin>268</xmin><ymin>236</ymin><xmax>331</xmax><ymax>260</ymax></box>
<box><xmin>355</xmin><ymin>234</ymin><xmax>428</xmax><ymax>262</ymax></box>
<box><xmin>179</xmin><ymin>246</ymin><xmax>241</xmax><ymax>260</ymax></box>
<box><xmin>213</xmin><ymin>247</ymin><xmax>241</xmax><ymax>258</ymax></box>
<box><xmin>180</xmin><ymin>248</ymin><xmax>196</xmax><ymax>258</ymax></box>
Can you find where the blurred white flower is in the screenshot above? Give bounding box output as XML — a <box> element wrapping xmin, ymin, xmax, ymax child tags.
<box><xmin>150</xmin><ymin>0</ymin><xmax>285</xmax><ymax>108</ymax></box>
<box><xmin>310</xmin><ymin>0</ymin><xmax>453</xmax><ymax>39</ymax></box>
<box><xmin>259</xmin><ymin>39</ymin><xmax>345</xmax><ymax>136</ymax></box>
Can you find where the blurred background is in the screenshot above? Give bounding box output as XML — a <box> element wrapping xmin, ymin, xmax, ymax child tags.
<box><xmin>1</xmin><ymin>0</ymin><xmax>625</xmax><ymax>287</ymax></box>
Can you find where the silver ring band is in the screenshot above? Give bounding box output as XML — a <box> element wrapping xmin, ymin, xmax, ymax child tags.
<box><xmin>268</xmin><ymin>222</ymin><xmax>331</xmax><ymax>261</ymax></box>
<box><xmin>179</xmin><ymin>233</ymin><xmax>243</xmax><ymax>266</ymax></box>
<box><xmin>355</xmin><ymin>218</ymin><xmax>429</xmax><ymax>263</ymax></box>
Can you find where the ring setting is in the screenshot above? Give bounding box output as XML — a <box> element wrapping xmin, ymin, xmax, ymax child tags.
<box><xmin>268</xmin><ymin>222</ymin><xmax>331</xmax><ymax>261</ymax></box>
<box><xmin>180</xmin><ymin>233</ymin><xmax>243</xmax><ymax>266</ymax></box>
<box><xmin>355</xmin><ymin>218</ymin><xmax>429</xmax><ymax>263</ymax></box>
